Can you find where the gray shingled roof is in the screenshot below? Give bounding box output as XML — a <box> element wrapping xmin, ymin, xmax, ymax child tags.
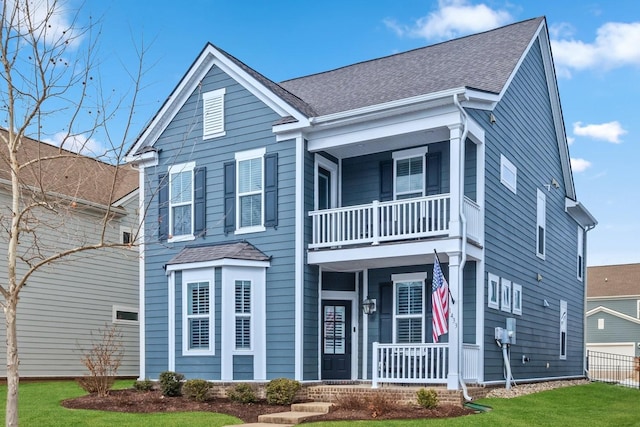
<box><xmin>587</xmin><ymin>264</ymin><xmax>640</xmax><ymax>298</ymax></box>
<box><xmin>279</xmin><ymin>17</ymin><xmax>544</xmax><ymax>116</ymax></box>
<box><xmin>167</xmin><ymin>241</ymin><xmax>270</xmax><ymax>265</ymax></box>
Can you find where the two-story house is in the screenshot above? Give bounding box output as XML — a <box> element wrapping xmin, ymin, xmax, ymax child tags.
<box><xmin>126</xmin><ymin>16</ymin><xmax>596</xmax><ymax>392</ymax></box>
<box><xmin>586</xmin><ymin>263</ymin><xmax>640</xmax><ymax>358</ymax></box>
<box><xmin>0</xmin><ymin>130</ymin><xmax>140</xmax><ymax>378</ymax></box>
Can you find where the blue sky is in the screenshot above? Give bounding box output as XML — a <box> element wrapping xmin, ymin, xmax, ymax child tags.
<box><xmin>31</xmin><ymin>0</ymin><xmax>640</xmax><ymax>267</ymax></box>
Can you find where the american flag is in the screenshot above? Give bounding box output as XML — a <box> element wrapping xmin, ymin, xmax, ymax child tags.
<box><xmin>432</xmin><ymin>255</ymin><xmax>449</xmax><ymax>342</ymax></box>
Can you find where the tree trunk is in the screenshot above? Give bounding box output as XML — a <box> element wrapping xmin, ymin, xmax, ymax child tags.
<box><xmin>5</xmin><ymin>301</ymin><xmax>18</xmax><ymax>427</ymax></box>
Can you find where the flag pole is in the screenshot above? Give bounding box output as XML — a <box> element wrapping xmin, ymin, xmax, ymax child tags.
<box><xmin>433</xmin><ymin>249</ymin><xmax>455</xmax><ymax>304</ymax></box>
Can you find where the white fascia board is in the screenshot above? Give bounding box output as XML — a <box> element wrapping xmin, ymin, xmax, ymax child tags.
<box><xmin>565</xmin><ymin>198</ymin><xmax>597</xmax><ymax>228</ymax></box>
<box><xmin>166</xmin><ymin>258</ymin><xmax>270</xmax><ymax>273</ymax></box>
<box><xmin>586</xmin><ymin>305</ymin><xmax>640</xmax><ymax>325</ymax></box>
<box><xmin>125</xmin><ymin>149</ymin><xmax>158</xmax><ymax>167</ymax></box>
<box><xmin>113</xmin><ymin>188</ymin><xmax>139</xmax><ymax>208</ymax></box>
<box><xmin>462</xmin><ymin>89</ymin><xmax>500</xmax><ymax>110</ymax></box>
<box><xmin>310</xmin><ymin>88</ymin><xmax>466</xmax><ymax>126</ymax></box>
<box><xmin>308</xmin><ymin>108</ymin><xmax>461</xmax><ymax>153</ymax></box>
<box><xmin>129</xmin><ymin>44</ymin><xmax>307</xmax><ymax>155</ymax></box>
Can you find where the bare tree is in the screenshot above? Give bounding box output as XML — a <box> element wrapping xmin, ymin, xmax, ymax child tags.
<box><xmin>0</xmin><ymin>1</ymin><xmax>146</xmax><ymax>425</ymax></box>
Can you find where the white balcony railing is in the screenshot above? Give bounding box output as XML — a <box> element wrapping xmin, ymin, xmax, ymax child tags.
<box><xmin>309</xmin><ymin>195</ymin><xmax>451</xmax><ymax>249</ymax></box>
<box><xmin>371</xmin><ymin>342</ymin><xmax>480</xmax><ymax>388</ymax></box>
<box><xmin>463</xmin><ymin>197</ymin><xmax>482</xmax><ymax>244</ymax></box>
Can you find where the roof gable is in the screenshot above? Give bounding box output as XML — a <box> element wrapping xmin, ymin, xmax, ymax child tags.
<box><xmin>586</xmin><ymin>306</ymin><xmax>640</xmax><ymax>325</ymax></box>
<box><xmin>127</xmin><ymin>43</ymin><xmax>310</xmax><ymax>158</ymax></box>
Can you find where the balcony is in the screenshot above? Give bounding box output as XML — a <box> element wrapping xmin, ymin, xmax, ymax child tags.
<box><xmin>309</xmin><ymin>195</ymin><xmax>481</xmax><ymax>249</ymax></box>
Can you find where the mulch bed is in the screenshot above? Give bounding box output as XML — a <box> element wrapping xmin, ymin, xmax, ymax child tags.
<box><xmin>62</xmin><ymin>388</ymin><xmax>477</xmax><ymax>423</ymax></box>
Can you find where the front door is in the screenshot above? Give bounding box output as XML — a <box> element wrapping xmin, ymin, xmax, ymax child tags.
<box><xmin>321</xmin><ymin>300</ymin><xmax>351</xmax><ymax>379</ymax></box>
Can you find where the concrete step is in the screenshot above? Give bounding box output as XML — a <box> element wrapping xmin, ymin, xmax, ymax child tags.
<box><xmin>291</xmin><ymin>402</ymin><xmax>334</xmax><ymax>414</ymax></box>
<box><xmin>258</xmin><ymin>410</ymin><xmax>326</xmax><ymax>425</ymax></box>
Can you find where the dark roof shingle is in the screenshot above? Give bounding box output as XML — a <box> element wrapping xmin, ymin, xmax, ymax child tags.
<box><xmin>167</xmin><ymin>241</ymin><xmax>270</xmax><ymax>265</ymax></box>
<box><xmin>278</xmin><ymin>17</ymin><xmax>544</xmax><ymax>116</ymax></box>
<box><xmin>587</xmin><ymin>264</ymin><xmax>640</xmax><ymax>298</ymax></box>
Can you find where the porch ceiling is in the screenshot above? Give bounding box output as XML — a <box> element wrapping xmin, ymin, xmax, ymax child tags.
<box><xmin>316</xmin><ymin>127</ymin><xmax>450</xmax><ymax>159</ymax></box>
<box><xmin>308</xmin><ymin>239</ymin><xmax>461</xmax><ymax>273</ymax></box>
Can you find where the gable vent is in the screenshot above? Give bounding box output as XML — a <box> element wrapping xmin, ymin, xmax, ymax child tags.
<box><xmin>203</xmin><ymin>88</ymin><xmax>226</xmax><ymax>139</ymax></box>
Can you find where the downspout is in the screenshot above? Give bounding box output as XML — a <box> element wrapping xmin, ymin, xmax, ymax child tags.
<box><xmin>453</xmin><ymin>94</ymin><xmax>472</xmax><ymax>401</ymax></box>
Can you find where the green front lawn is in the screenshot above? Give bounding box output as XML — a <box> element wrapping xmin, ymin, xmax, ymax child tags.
<box><xmin>0</xmin><ymin>381</ymin><xmax>239</xmax><ymax>427</ymax></box>
<box><xmin>306</xmin><ymin>382</ymin><xmax>640</xmax><ymax>426</ymax></box>
<box><xmin>0</xmin><ymin>380</ymin><xmax>638</xmax><ymax>426</ymax></box>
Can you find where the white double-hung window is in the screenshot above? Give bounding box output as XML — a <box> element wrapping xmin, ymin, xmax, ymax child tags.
<box><xmin>536</xmin><ymin>189</ymin><xmax>546</xmax><ymax>259</ymax></box>
<box><xmin>169</xmin><ymin>162</ymin><xmax>195</xmax><ymax>240</ymax></box>
<box><xmin>392</xmin><ymin>272</ymin><xmax>426</xmax><ymax>343</ymax></box>
<box><xmin>393</xmin><ymin>147</ymin><xmax>428</xmax><ymax>199</ymax></box>
<box><xmin>183</xmin><ymin>276</ymin><xmax>214</xmax><ymax>355</ymax></box>
<box><xmin>235</xmin><ymin>280</ymin><xmax>251</xmax><ymax>350</ymax></box>
<box><xmin>236</xmin><ymin>148</ymin><xmax>265</xmax><ymax>233</ymax></box>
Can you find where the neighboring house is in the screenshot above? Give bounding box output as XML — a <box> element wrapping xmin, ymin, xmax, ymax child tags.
<box><xmin>0</xmin><ymin>130</ymin><xmax>140</xmax><ymax>378</ymax></box>
<box><xmin>126</xmin><ymin>16</ymin><xmax>596</xmax><ymax>391</ymax></box>
<box><xmin>586</xmin><ymin>263</ymin><xmax>640</xmax><ymax>357</ymax></box>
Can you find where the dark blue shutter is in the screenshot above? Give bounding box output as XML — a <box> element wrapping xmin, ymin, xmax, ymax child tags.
<box><xmin>158</xmin><ymin>174</ymin><xmax>169</xmax><ymax>241</ymax></box>
<box><xmin>264</xmin><ymin>153</ymin><xmax>278</xmax><ymax>228</ymax></box>
<box><xmin>378</xmin><ymin>283</ymin><xmax>393</xmax><ymax>343</ymax></box>
<box><xmin>426</xmin><ymin>152</ymin><xmax>442</xmax><ymax>196</ymax></box>
<box><xmin>194</xmin><ymin>167</ymin><xmax>206</xmax><ymax>237</ymax></box>
<box><xmin>379</xmin><ymin>160</ymin><xmax>393</xmax><ymax>201</ymax></box>
<box><xmin>223</xmin><ymin>161</ymin><xmax>235</xmax><ymax>234</ymax></box>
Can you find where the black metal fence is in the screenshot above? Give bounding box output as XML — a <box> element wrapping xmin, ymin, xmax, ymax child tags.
<box><xmin>587</xmin><ymin>350</ymin><xmax>640</xmax><ymax>389</ymax></box>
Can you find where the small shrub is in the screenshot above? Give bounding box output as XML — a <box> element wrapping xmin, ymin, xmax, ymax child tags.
<box><xmin>367</xmin><ymin>393</ymin><xmax>395</xmax><ymax>418</ymax></box>
<box><xmin>227</xmin><ymin>383</ymin><xmax>257</xmax><ymax>404</ymax></box>
<box><xmin>183</xmin><ymin>379</ymin><xmax>211</xmax><ymax>402</ymax></box>
<box><xmin>159</xmin><ymin>371</ymin><xmax>184</xmax><ymax>397</ymax></box>
<box><xmin>265</xmin><ymin>378</ymin><xmax>301</xmax><ymax>405</ymax></box>
<box><xmin>416</xmin><ymin>388</ymin><xmax>439</xmax><ymax>409</ymax></box>
<box><xmin>76</xmin><ymin>324</ymin><xmax>123</xmax><ymax>397</ymax></box>
<box><xmin>133</xmin><ymin>379</ymin><xmax>153</xmax><ymax>392</ymax></box>
<box><xmin>76</xmin><ymin>376</ymin><xmax>115</xmax><ymax>396</ymax></box>
<box><xmin>336</xmin><ymin>394</ymin><xmax>366</xmax><ymax>410</ymax></box>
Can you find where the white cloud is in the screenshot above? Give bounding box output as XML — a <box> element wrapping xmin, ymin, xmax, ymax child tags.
<box><xmin>551</xmin><ymin>21</ymin><xmax>640</xmax><ymax>76</ymax></box>
<box><xmin>384</xmin><ymin>0</ymin><xmax>513</xmax><ymax>41</ymax></box>
<box><xmin>44</xmin><ymin>132</ymin><xmax>107</xmax><ymax>158</ymax></box>
<box><xmin>573</xmin><ymin>121</ymin><xmax>627</xmax><ymax>143</ymax></box>
<box><xmin>570</xmin><ymin>158</ymin><xmax>591</xmax><ymax>172</ymax></box>
<box><xmin>567</xmin><ymin>136</ymin><xmax>575</xmax><ymax>146</ymax></box>
<box><xmin>6</xmin><ymin>0</ymin><xmax>81</xmax><ymax>49</ymax></box>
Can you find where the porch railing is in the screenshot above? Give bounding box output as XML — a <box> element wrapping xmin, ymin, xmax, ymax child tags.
<box><xmin>309</xmin><ymin>194</ymin><xmax>451</xmax><ymax>249</ymax></box>
<box><xmin>463</xmin><ymin>197</ymin><xmax>482</xmax><ymax>244</ymax></box>
<box><xmin>371</xmin><ymin>342</ymin><xmax>480</xmax><ymax>388</ymax></box>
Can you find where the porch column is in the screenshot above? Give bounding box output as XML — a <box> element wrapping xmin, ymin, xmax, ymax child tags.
<box><xmin>446</xmin><ymin>251</ymin><xmax>462</xmax><ymax>390</ymax></box>
<box><xmin>448</xmin><ymin>125</ymin><xmax>462</xmax><ymax>238</ymax></box>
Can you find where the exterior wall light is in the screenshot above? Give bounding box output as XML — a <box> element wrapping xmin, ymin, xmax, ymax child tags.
<box><xmin>362</xmin><ymin>297</ymin><xmax>377</xmax><ymax>315</ymax></box>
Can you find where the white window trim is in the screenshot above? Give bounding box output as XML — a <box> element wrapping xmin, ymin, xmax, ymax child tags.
<box><xmin>120</xmin><ymin>226</ymin><xmax>134</xmax><ymax>248</ymax></box>
<box><xmin>168</xmin><ymin>162</ymin><xmax>196</xmax><ymax>243</ymax></box>
<box><xmin>501</xmin><ymin>278</ymin><xmax>512</xmax><ymax>313</ymax></box>
<box><xmin>597</xmin><ymin>318</ymin><xmax>604</xmax><ymax>330</ymax></box>
<box><xmin>392</xmin><ymin>272</ymin><xmax>426</xmax><ymax>343</ymax></box>
<box><xmin>235</xmin><ymin>148</ymin><xmax>266</xmax><ymax>234</ymax></box>
<box><xmin>392</xmin><ymin>146</ymin><xmax>428</xmax><ymax>200</ymax></box>
<box><xmin>221</xmin><ymin>266</ymin><xmax>267</xmax><ymax>381</ymax></box>
<box><xmin>560</xmin><ymin>300</ymin><xmax>567</xmax><ymax>360</ymax></box>
<box><xmin>512</xmin><ymin>283</ymin><xmax>522</xmax><ymax>315</ymax></box>
<box><xmin>536</xmin><ymin>189</ymin><xmax>546</xmax><ymax>259</ymax></box>
<box><xmin>182</xmin><ymin>269</ymin><xmax>215</xmax><ymax>356</ymax></box>
<box><xmin>112</xmin><ymin>305</ymin><xmax>139</xmax><ymax>325</ymax></box>
<box><xmin>314</xmin><ymin>154</ymin><xmax>339</xmax><ymax>210</ymax></box>
<box><xmin>577</xmin><ymin>227</ymin><xmax>584</xmax><ymax>281</ymax></box>
<box><xmin>500</xmin><ymin>154</ymin><xmax>517</xmax><ymax>194</ymax></box>
<box><xmin>488</xmin><ymin>273</ymin><xmax>499</xmax><ymax>309</ymax></box>
<box><xmin>202</xmin><ymin>88</ymin><xmax>226</xmax><ymax>139</ymax></box>
<box><xmin>637</xmin><ymin>300</ymin><xmax>640</xmax><ymax>319</ymax></box>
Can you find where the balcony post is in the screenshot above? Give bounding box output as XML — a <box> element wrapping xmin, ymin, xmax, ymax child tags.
<box><xmin>446</xmin><ymin>252</ymin><xmax>462</xmax><ymax>390</ymax></box>
<box><xmin>448</xmin><ymin>125</ymin><xmax>462</xmax><ymax>238</ymax></box>
<box><xmin>372</xmin><ymin>200</ymin><xmax>380</xmax><ymax>245</ymax></box>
